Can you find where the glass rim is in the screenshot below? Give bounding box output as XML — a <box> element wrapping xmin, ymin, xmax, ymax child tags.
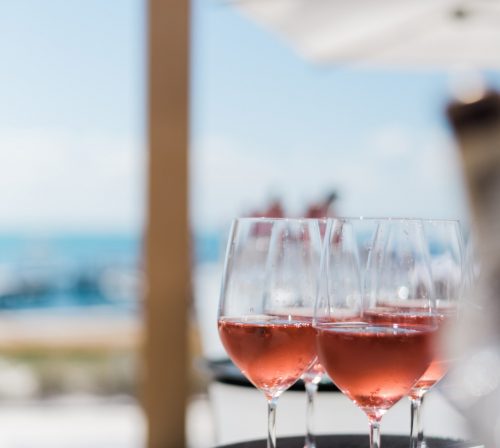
<box><xmin>231</xmin><ymin>217</ymin><xmax>326</xmax><ymax>223</ymax></box>
<box><xmin>336</xmin><ymin>216</ymin><xmax>461</xmax><ymax>223</ymax></box>
<box><xmin>230</xmin><ymin>216</ymin><xmax>461</xmax><ymax>225</ymax></box>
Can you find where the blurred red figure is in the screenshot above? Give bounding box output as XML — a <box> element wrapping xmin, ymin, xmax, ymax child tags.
<box><xmin>305</xmin><ymin>192</ymin><xmax>338</xmax><ymax>218</ymax></box>
<box><xmin>264</xmin><ymin>200</ymin><xmax>285</xmax><ymax>218</ymax></box>
<box><xmin>249</xmin><ymin>199</ymin><xmax>285</xmax><ymax>236</ymax></box>
<box><xmin>249</xmin><ymin>199</ymin><xmax>285</xmax><ymax>219</ymax></box>
<box><xmin>248</xmin><ymin>192</ymin><xmax>337</xmax><ymax>237</ymax></box>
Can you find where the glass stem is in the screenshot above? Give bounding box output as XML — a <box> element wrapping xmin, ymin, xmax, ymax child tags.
<box><xmin>267</xmin><ymin>397</ymin><xmax>278</xmax><ymax>448</ymax></box>
<box><xmin>369</xmin><ymin>418</ymin><xmax>381</xmax><ymax>448</ymax></box>
<box><xmin>410</xmin><ymin>395</ymin><xmax>424</xmax><ymax>448</ymax></box>
<box><xmin>304</xmin><ymin>381</ymin><xmax>318</xmax><ymax>448</ymax></box>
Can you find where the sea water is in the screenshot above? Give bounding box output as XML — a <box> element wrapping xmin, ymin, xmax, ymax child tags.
<box><xmin>0</xmin><ymin>233</ymin><xmax>141</xmax><ymax>314</ymax></box>
<box><xmin>0</xmin><ymin>231</ymin><xmax>224</xmax><ymax>315</ymax></box>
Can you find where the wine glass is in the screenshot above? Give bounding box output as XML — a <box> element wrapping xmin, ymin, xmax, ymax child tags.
<box><xmin>218</xmin><ymin>218</ymin><xmax>322</xmax><ymax>448</ymax></box>
<box><xmin>300</xmin><ymin>217</ymin><xmax>329</xmax><ymax>448</ymax></box>
<box><xmin>302</xmin><ymin>216</ymin><xmax>380</xmax><ymax>448</ymax></box>
<box><xmin>315</xmin><ymin>218</ymin><xmax>438</xmax><ymax>448</ymax></box>
<box><xmin>407</xmin><ymin>219</ymin><xmax>464</xmax><ymax>448</ymax></box>
<box><xmin>301</xmin><ymin>361</ymin><xmax>325</xmax><ymax>448</ymax></box>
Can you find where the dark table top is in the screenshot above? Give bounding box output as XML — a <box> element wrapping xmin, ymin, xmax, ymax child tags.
<box><xmin>216</xmin><ymin>434</ymin><xmax>480</xmax><ymax>448</ymax></box>
<box><xmin>205</xmin><ymin>359</ymin><xmax>339</xmax><ymax>392</ymax></box>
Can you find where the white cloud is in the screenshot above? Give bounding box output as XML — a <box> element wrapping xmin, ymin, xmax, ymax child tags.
<box><xmin>190</xmin><ymin>126</ymin><xmax>468</xmax><ymax>231</ymax></box>
<box><xmin>371</xmin><ymin>125</ymin><xmax>414</xmax><ymax>158</ymax></box>
<box><xmin>0</xmin><ymin>127</ymin><xmax>145</xmax><ymax>232</ymax></box>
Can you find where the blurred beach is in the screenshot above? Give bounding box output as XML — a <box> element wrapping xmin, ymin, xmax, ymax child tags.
<box><xmin>0</xmin><ymin>232</ymin><xmax>221</xmax><ymax>447</ymax></box>
<box><xmin>0</xmin><ymin>231</ymin><xmax>226</xmax><ymax>393</ymax></box>
<box><xmin>0</xmin><ymin>234</ymin><xmax>143</xmax><ymax>400</ymax></box>
<box><xmin>0</xmin><ymin>234</ymin><xmax>141</xmax><ymax>311</ymax></box>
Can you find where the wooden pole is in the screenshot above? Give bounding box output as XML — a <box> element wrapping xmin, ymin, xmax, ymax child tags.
<box><xmin>145</xmin><ymin>0</ymin><xmax>189</xmax><ymax>446</ymax></box>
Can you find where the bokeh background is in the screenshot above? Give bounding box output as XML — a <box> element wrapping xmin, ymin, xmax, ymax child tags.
<box><xmin>1</xmin><ymin>0</ymin><xmax>499</xmax><ymax>446</ymax></box>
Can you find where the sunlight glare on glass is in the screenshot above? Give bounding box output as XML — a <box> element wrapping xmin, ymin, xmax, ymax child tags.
<box><xmin>398</xmin><ymin>286</ymin><xmax>410</xmax><ymax>300</ymax></box>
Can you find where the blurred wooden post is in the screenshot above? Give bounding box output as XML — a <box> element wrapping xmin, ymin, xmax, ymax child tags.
<box><xmin>145</xmin><ymin>0</ymin><xmax>189</xmax><ymax>447</ymax></box>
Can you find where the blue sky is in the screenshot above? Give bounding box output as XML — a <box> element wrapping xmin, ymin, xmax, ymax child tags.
<box><xmin>0</xmin><ymin>0</ymin><xmax>144</xmax><ymax>233</ymax></box>
<box><xmin>0</xmin><ymin>1</ymin><xmax>144</xmax><ymax>135</ymax></box>
<box><xmin>1</xmin><ymin>0</ymin><xmax>499</xmax><ymax>233</ymax></box>
<box><xmin>190</xmin><ymin>0</ymin><xmax>500</xmax><ymax>233</ymax></box>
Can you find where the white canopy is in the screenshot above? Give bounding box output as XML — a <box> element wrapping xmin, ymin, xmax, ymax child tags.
<box><xmin>234</xmin><ymin>0</ymin><xmax>500</xmax><ymax>70</ymax></box>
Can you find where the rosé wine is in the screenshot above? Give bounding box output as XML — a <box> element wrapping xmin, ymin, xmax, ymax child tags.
<box><xmin>316</xmin><ymin>323</ymin><xmax>435</xmax><ymax>420</ymax></box>
<box><xmin>364</xmin><ymin>307</ymin><xmax>454</xmax><ymax>396</ymax></box>
<box><xmin>218</xmin><ymin>317</ymin><xmax>316</xmax><ymax>398</ymax></box>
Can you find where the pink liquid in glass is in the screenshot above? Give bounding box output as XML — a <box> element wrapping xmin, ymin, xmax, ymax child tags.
<box><xmin>364</xmin><ymin>307</ymin><xmax>453</xmax><ymax>396</ymax></box>
<box><xmin>218</xmin><ymin>317</ymin><xmax>317</xmax><ymax>398</ymax></box>
<box><xmin>316</xmin><ymin>323</ymin><xmax>435</xmax><ymax>420</ymax></box>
